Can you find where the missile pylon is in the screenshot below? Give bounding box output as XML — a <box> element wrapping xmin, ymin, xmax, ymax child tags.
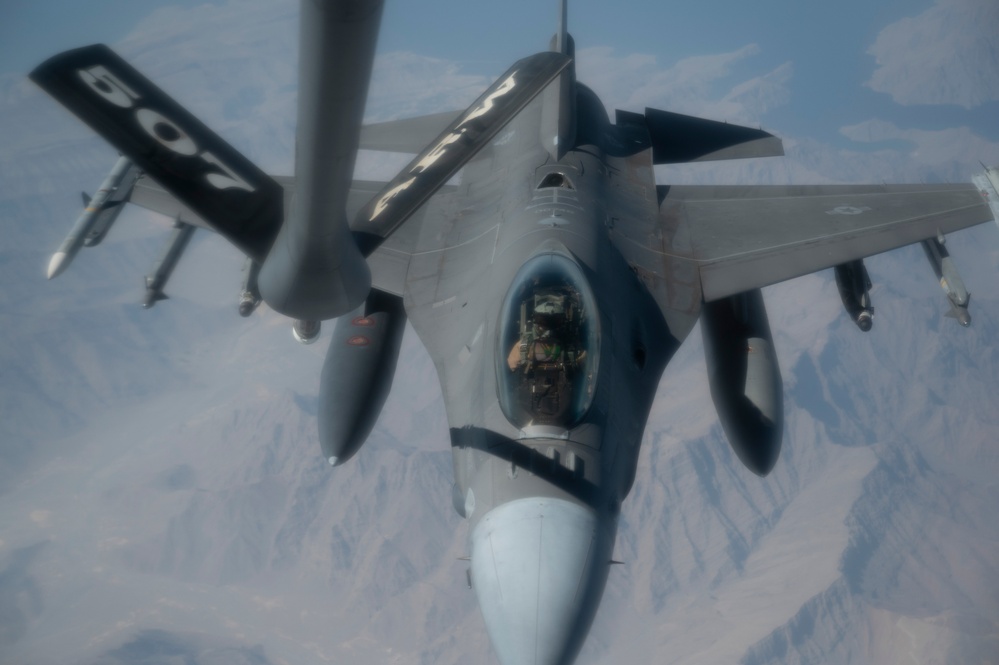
<box><xmin>920</xmin><ymin>234</ymin><xmax>971</xmax><ymax>326</ymax></box>
<box><xmin>47</xmin><ymin>155</ymin><xmax>140</xmax><ymax>279</ymax></box>
<box><xmin>238</xmin><ymin>257</ymin><xmax>262</xmax><ymax>317</ymax></box>
<box><xmin>142</xmin><ymin>217</ymin><xmax>195</xmax><ymax>308</ymax></box>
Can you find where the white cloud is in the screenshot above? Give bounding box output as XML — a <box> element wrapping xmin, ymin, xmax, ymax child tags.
<box><xmin>840</xmin><ymin>119</ymin><xmax>999</xmax><ymax>179</ymax></box>
<box><xmin>866</xmin><ymin>0</ymin><xmax>999</xmax><ymax>108</ymax></box>
<box><xmin>576</xmin><ymin>44</ymin><xmax>792</xmax><ymax>125</ymax></box>
<box><xmin>367</xmin><ymin>52</ymin><xmax>490</xmax><ymax>121</ymax></box>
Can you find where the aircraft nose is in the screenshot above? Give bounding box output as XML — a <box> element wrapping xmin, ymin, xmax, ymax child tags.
<box><xmin>470</xmin><ymin>497</ymin><xmax>611</xmax><ymax>665</ymax></box>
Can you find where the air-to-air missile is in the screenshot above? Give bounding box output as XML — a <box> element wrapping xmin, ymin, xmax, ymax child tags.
<box><xmin>46</xmin><ymin>155</ymin><xmax>141</xmax><ymax>279</ymax></box>
<box><xmin>142</xmin><ymin>217</ymin><xmax>196</xmax><ymax>308</ymax></box>
<box><xmin>921</xmin><ymin>233</ymin><xmax>972</xmax><ymax>326</ymax></box>
<box><xmin>834</xmin><ymin>259</ymin><xmax>875</xmax><ymax>331</ymax></box>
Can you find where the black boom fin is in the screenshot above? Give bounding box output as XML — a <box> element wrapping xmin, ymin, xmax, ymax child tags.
<box><xmin>30</xmin><ymin>44</ymin><xmax>283</xmax><ymax>262</ymax></box>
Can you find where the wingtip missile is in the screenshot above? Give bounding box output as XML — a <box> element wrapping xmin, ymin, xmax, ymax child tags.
<box><xmin>46</xmin><ymin>252</ymin><xmax>69</xmax><ymax>280</ymax></box>
<box><xmin>45</xmin><ymin>155</ymin><xmax>139</xmax><ymax>279</ymax></box>
<box><xmin>920</xmin><ymin>236</ymin><xmax>972</xmax><ymax>327</ymax></box>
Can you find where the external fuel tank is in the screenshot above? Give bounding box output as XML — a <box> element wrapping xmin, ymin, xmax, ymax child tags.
<box><xmin>700</xmin><ymin>289</ymin><xmax>783</xmax><ymax>476</ymax></box>
<box><xmin>317</xmin><ymin>291</ymin><xmax>407</xmax><ymax>466</ymax></box>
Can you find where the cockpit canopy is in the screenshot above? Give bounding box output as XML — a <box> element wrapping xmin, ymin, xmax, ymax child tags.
<box><xmin>496</xmin><ymin>253</ymin><xmax>600</xmax><ymax>429</ymax></box>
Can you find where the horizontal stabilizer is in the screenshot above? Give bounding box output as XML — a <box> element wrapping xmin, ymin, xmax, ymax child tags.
<box><xmin>641</xmin><ymin>107</ymin><xmax>784</xmax><ymax>164</ymax></box>
<box><xmin>360</xmin><ymin>111</ymin><xmax>462</xmax><ymax>153</ymax></box>
<box><xmin>30</xmin><ymin>44</ymin><xmax>283</xmax><ymax>262</ymax></box>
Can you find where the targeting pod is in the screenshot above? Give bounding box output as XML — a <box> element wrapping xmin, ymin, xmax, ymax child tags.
<box><xmin>834</xmin><ymin>259</ymin><xmax>874</xmax><ymax>331</ymax></box>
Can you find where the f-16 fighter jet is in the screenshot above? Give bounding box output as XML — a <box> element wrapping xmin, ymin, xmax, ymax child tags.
<box><xmin>30</xmin><ymin>1</ymin><xmax>999</xmax><ymax>663</ymax></box>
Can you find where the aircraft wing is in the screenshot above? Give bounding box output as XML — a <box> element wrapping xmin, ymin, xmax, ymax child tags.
<box><xmin>128</xmin><ymin>176</ymin><xmax>212</xmax><ymax>229</ymax></box>
<box><xmin>128</xmin><ymin>174</ymin><xmax>387</xmax><ymax>228</ymax></box>
<box><xmin>653</xmin><ymin>183</ymin><xmax>994</xmax><ymax>302</ymax></box>
<box><xmin>127</xmin><ymin>174</ymin><xmax>428</xmax><ymax>296</ymax></box>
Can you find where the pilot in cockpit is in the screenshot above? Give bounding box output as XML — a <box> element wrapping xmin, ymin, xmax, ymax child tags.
<box><xmin>495</xmin><ymin>255</ymin><xmax>599</xmax><ymax>428</ymax></box>
<box><xmin>506</xmin><ymin>291</ymin><xmax>585</xmax><ymax>372</ymax></box>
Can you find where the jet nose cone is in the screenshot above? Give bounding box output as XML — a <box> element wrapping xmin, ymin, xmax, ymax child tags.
<box><xmin>470</xmin><ymin>498</ymin><xmax>612</xmax><ymax>665</ymax></box>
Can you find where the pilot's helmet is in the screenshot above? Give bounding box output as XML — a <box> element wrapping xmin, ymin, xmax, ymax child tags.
<box><xmin>533</xmin><ymin>293</ymin><xmax>565</xmax><ymax>329</ymax></box>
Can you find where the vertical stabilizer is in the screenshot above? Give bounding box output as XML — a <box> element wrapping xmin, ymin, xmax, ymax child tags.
<box><xmin>540</xmin><ymin>0</ymin><xmax>576</xmax><ymax>160</ymax></box>
<box><xmin>555</xmin><ymin>0</ymin><xmax>568</xmax><ymax>55</ymax></box>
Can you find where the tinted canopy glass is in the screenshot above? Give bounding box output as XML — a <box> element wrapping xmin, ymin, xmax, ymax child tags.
<box><xmin>496</xmin><ymin>253</ymin><xmax>599</xmax><ymax>429</ymax></box>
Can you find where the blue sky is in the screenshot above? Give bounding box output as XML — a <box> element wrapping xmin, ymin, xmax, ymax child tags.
<box><xmin>5</xmin><ymin>0</ymin><xmax>997</xmax><ymax>158</ymax></box>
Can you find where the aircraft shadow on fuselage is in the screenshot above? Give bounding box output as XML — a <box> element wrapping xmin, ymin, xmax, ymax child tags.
<box><xmin>450</xmin><ymin>426</ymin><xmax>602</xmax><ymax>509</ymax></box>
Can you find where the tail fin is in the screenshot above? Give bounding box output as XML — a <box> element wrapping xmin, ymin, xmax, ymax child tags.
<box><xmin>554</xmin><ymin>0</ymin><xmax>569</xmax><ymax>56</ymax></box>
<box><xmin>541</xmin><ymin>0</ymin><xmax>576</xmax><ymax>159</ymax></box>
<box><xmin>30</xmin><ymin>44</ymin><xmax>283</xmax><ymax>262</ymax></box>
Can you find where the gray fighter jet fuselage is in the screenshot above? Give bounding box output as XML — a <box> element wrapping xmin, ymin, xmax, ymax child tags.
<box><xmin>428</xmin><ymin>98</ymin><xmax>679</xmax><ymax>665</ymax></box>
